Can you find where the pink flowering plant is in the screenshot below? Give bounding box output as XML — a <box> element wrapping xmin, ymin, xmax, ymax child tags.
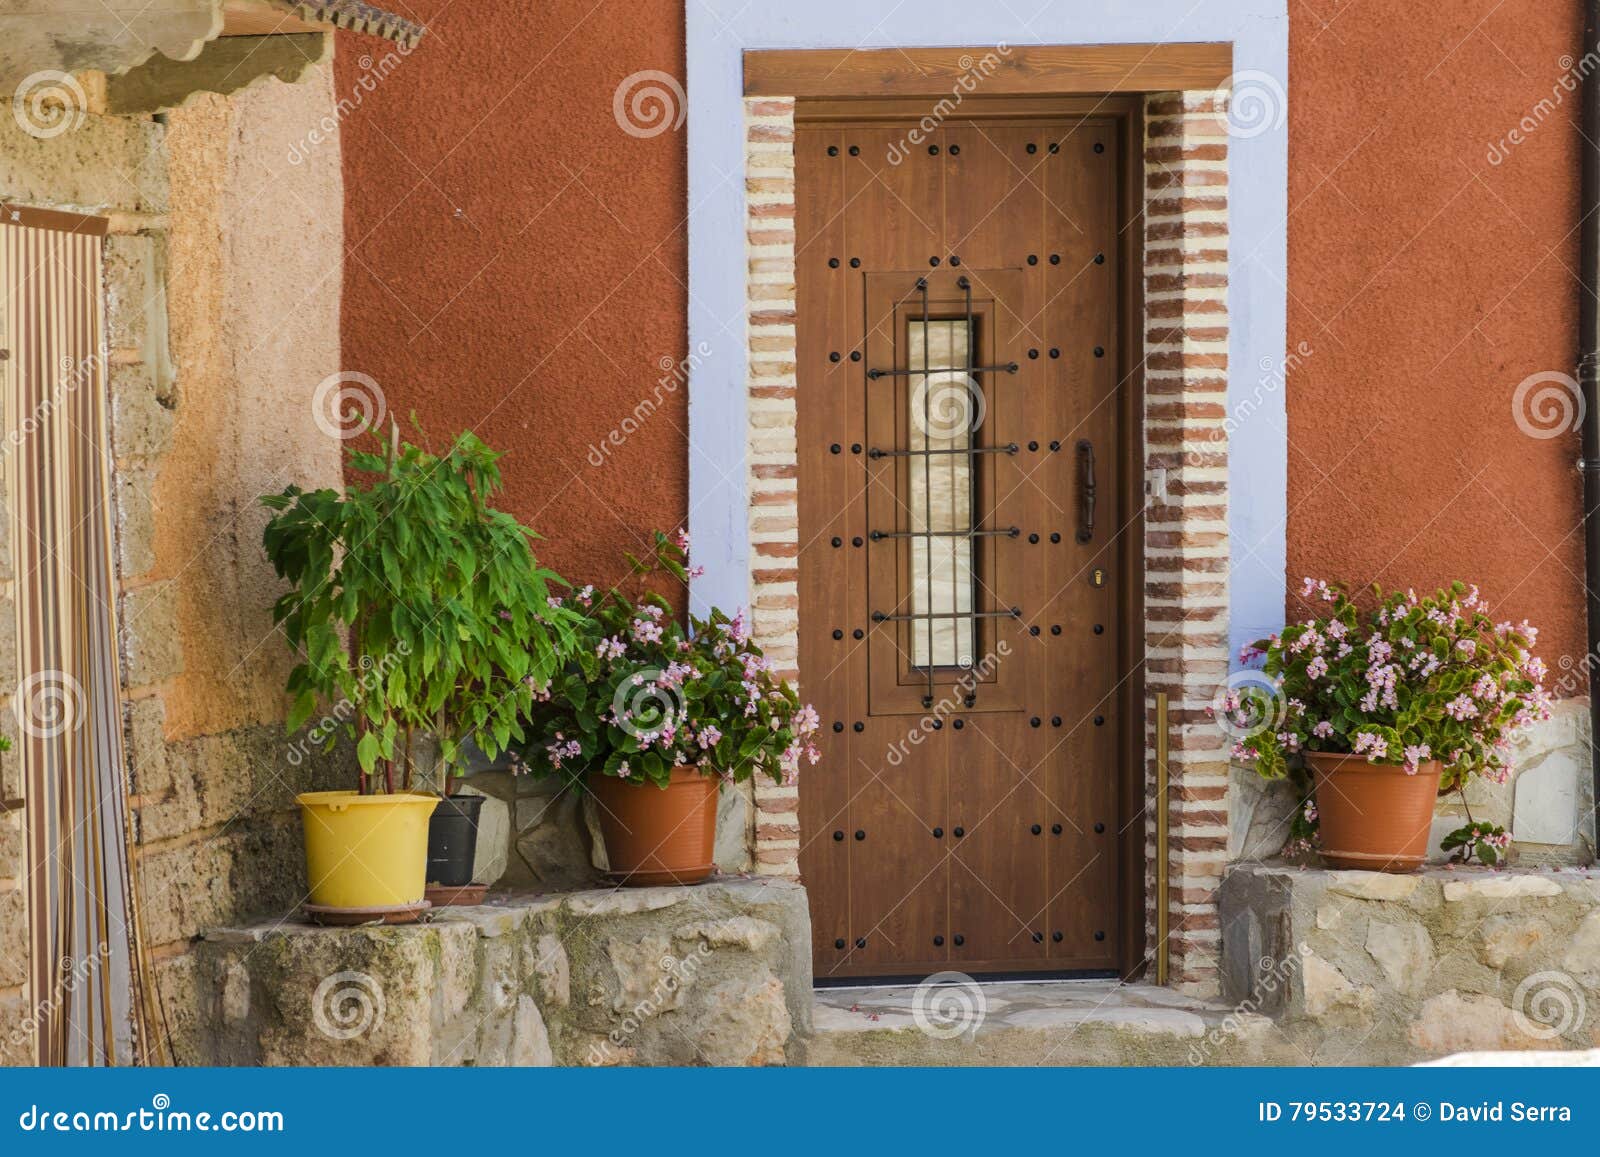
<box><xmin>1223</xmin><ymin>579</ymin><xmax>1549</xmax><ymax>866</ymax></box>
<box><xmin>513</xmin><ymin>530</ymin><xmax>820</xmax><ymax>789</ymax></box>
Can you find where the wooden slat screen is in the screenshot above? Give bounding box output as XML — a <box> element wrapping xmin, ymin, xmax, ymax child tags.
<box><xmin>2</xmin><ymin>208</ymin><xmax>153</xmax><ymax>1066</ymax></box>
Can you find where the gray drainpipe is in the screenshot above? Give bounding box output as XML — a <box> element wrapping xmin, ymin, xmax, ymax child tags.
<box><xmin>1580</xmin><ymin>0</ymin><xmax>1600</xmax><ymax>858</ymax></box>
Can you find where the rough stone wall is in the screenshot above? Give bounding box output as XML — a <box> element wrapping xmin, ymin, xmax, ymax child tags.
<box><xmin>1221</xmin><ymin>862</ymin><xmax>1600</xmax><ymax>1063</ymax></box>
<box><xmin>0</xmin><ymin>58</ymin><xmax>348</xmax><ymax>1064</ymax></box>
<box><xmin>185</xmin><ymin>879</ymin><xmax>811</xmax><ymax>1067</ymax></box>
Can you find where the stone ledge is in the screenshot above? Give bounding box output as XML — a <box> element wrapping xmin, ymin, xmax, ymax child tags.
<box><xmin>1221</xmin><ymin>862</ymin><xmax>1600</xmax><ymax>1064</ymax></box>
<box><xmin>186</xmin><ymin>877</ymin><xmax>811</xmax><ymax>1067</ymax></box>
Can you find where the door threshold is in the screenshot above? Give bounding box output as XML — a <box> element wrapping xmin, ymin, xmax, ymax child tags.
<box><xmin>816</xmin><ymin>969</ymin><xmax>1119</xmax><ymax>990</ymax></box>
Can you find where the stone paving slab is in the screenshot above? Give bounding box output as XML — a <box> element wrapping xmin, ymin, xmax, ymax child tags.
<box><xmin>810</xmin><ymin>980</ymin><xmax>1295</xmax><ymax>1066</ymax></box>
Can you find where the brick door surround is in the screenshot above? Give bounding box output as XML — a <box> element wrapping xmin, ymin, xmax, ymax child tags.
<box><xmin>741</xmin><ymin>87</ymin><xmax>1233</xmax><ymax>994</ymax></box>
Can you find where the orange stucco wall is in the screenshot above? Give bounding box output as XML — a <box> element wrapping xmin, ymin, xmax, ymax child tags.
<box><xmin>336</xmin><ymin>0</ymin><xmax>688</xmax><ymax>587</ymax></box>
<box><xmin>1287</xmin><ymin>1</ymin><xmax>1586</xmax><ymax>676</ymax></box>
<box><xmin>340</xmin><ymin>4</ymin><xmax>1592</xmax><ymax>672</ymax></box>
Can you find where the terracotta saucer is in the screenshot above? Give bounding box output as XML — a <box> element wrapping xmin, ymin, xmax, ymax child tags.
<box><xmin>304</xmin><ymin>901</ymin><xmax>431</xmax><ymax>926</ymax></box>
<box><xmin>424</xmin><ymin>882</ymin><xmax>489</xmax><ymax>907</ymax></box>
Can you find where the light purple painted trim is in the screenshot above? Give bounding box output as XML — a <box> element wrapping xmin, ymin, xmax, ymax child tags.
<box><xmin>685</xmin><ymin>0</ymin><xmax>1289</xmax><ymax>659</ymax></box>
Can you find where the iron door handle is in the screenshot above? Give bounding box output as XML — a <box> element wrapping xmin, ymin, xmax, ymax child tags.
<box><xmin>1076</xmin><ymin>438</ymin><xmax>1097</xmax><ymax>543</ymax></box>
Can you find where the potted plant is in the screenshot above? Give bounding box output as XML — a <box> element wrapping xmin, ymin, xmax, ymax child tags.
<box><xmin>514</xmin><ymin>531</ymin><xmax>819</xmax><ymax>885</ymax></box>
<box><xmin>1221</xmin><ymin>579</ymin><xmax>1550</xmax><ymax>871</ymax></box>
<box><xmin>262</xmin><ymin>427</ymin><xmax>576</xmax><ymax>919</ymax></box>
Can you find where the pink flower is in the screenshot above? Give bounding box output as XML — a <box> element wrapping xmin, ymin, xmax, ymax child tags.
<box><xmin>1311</xmin><ymin>720</ymin><xmax>1334</xmax><ymax>739</ymax></box>
<box><xmin>1402</xmin><ymin>744</ymin><xmax>1431</xmax><ymax>775</ymax></box>
<box><xmin>1352</xmin><ymin>732</ymin><xmax>1389</xmax><ymax>762</ymax></box>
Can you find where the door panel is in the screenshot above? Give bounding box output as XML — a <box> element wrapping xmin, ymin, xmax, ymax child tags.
<box><xmin>797</xmin><ymin>108</ymin><xmax>1137</xmax><ymax>980</ymax></box>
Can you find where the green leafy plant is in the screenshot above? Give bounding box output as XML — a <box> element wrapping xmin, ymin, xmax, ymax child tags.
<box><xmin>513</xmin><ymin>531</ymin><xmax>819</xmax><ymax>789</ymax></box>
<box><xmin>262</xmin><ymin>427</ymin><xmax>578</xmax><ymax>793</ymax></box>
<box><xmin>1217</xmin><ymin>580</ymin><xmax>1548</xmax><ymax>861</ymax></box>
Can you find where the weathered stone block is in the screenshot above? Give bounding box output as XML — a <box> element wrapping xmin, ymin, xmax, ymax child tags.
<box><xmin>0</xmin><ymin>884</ymin><xmax>26</xmax><ymax>988</ymax></box>
<box><xmin>124</xmin><ymin>695</ymin><xmax>170</xmax><ymax>797</ymax></box>
<box><xmin>0</xmin><ymin>112</ymin><xmax>168</xmax><ymax>213</ymax></box>
<box><xmin>1364</xmin><ymin>919</ymin><xmax>1433</xmax><ymax>993</ymax></box>
<box><xmin>121</xmin><ymin>582</ymin><xmax>183</xmax><ymax>687</ymax></box>
<box><xmin>115</xmin><ymin>460</ymin><xmax>159</xmax><ymax>579</ymax></box>
<box><xmin>0</xmin><ymin>811</ymin><xmax>22</xmax><ymax>880</ymax></box>
<box><xmin>103</xmin><ymin>234</ymin><xmax>156</xmax><ymax>351</ymax></box>
<box><xmin>111</xmin><ymin>361</ymin><xmax>176</xmax><ymax>461</ymax></box>
<box><xmin>1516</xmin><ymin>751</ymin><xmax>1581</xmax><ymax>846</ymax></box>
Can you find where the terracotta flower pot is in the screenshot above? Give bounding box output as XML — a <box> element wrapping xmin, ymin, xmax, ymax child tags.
<box><xmin>589</xmin><ymin>766</ymin><xmax>718</xmax><ymax>886</ymax></box>
<box><xmin>1305</xmin><ymin>751</ymin><xmax>1441</xmax><ymax>872</ymax></box>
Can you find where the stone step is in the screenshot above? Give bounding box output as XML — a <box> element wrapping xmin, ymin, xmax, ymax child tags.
<box><xmin>810</xmin><ymin>979</ymin><xmax>1301</xmax><ymax>1066</ymax></box>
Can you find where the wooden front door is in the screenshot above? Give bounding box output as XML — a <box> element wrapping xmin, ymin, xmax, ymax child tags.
<box><xmin>794</xmin><ymin>98</ymin><xmax>1144</xmax><ymax>981</ymax></box>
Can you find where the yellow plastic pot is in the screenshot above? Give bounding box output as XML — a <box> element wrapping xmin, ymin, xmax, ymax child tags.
<box><xmin>296</xmin><ymin>791</ymin><xmax>439</xmax><ymax>909</ymax></box>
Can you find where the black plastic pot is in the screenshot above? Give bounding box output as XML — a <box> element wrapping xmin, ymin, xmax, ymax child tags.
<box><xmin>426</xmin><ymin>793</ymin><xmax>484</xmax><ymax>887</ymax></box>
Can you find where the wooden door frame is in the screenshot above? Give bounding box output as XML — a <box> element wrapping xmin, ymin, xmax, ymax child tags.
<box><xmin>784</xmin><ymin>82</ymin><xmax>1153</xmax><ymax>981</ymax></box>
<box><xmin>745</xmin><ymin>43</ymin><xmax>1233</xmax><ymax>98</ymax></box>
